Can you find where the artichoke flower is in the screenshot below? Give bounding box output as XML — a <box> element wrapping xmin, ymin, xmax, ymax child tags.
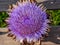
<box><xmin>6</xmin><ymin>0</ymin><xmax>49</xmax><ymax>43</ymax></box>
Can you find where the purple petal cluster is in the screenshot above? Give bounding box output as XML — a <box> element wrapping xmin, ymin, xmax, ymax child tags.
<box><xmin>7</xmin><ymin>2</ymin><xmax>49</xmax><ymax>42</ymax></box>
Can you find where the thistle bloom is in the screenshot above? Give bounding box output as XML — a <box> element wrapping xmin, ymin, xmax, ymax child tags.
<box><xmin>6</xmin><ymin>0</ymin><xmax>49</xmax><ymax>43</ymax></box>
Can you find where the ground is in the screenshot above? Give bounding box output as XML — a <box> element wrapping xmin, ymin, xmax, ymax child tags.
<box><xmin>0</xmin><ymin>26</ymin><xmax>60</xmax><ymax>45</ymax></box>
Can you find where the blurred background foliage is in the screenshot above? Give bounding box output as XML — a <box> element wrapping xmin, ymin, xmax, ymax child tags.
<box><xmin>0</xmin><ymin>12</ymin><xmax>9</xmax><ymax>28</ymax></box>
<box><xmin>47</xmin><ymin>10</ymin><xmax>60</xmax><ymax>26</ymax></box>
<box><xmin>0</xmin><ymin>10</ymin><xmax>60</xmax><ymax>27</ymax></box>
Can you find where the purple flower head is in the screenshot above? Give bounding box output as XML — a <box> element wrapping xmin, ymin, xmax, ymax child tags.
<box><xmin>6</xmin><ymin>0</ymin><xmax>49</xmax><ymax>43</ymax></box>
